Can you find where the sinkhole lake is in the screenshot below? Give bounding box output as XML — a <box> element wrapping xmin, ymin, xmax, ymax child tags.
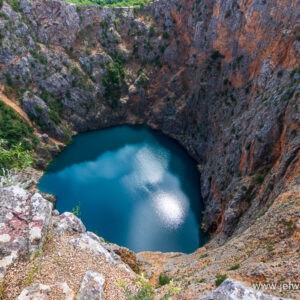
<box><xmin>38</xmin><ymin>126</ymin><xmax>205</xmax><ymax>253</ymax></box>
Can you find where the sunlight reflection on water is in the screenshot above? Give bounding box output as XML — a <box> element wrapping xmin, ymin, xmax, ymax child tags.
<box><xmin>47</xmin><ymin>145</ymin><xmax>190</xmax><ymax>230</ymax></box>
<box><xmin>152</xmin><ymin>192</ymin><xmax>189</xmax><ymax>229</ymax></box>
<box><xmin>38</xmin><ymin>126</ymin><xmax>204</xmax><ymax>252</ymax></box>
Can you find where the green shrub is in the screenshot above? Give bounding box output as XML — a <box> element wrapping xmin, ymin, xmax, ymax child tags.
<box><xmin>38</xmin><ymin>55</ymin><xmax>47</xmax><ymax>65</ymax></box>
<box><xmin>277</xmin><ymin>70</ymin><xmax>283</xmax><ymax>77</ymax></box>
<box><xmin>133</xmin><ymin>42</ymin><xmax>139</xmax><ymax>57</ymax></box>
<box><xmin>228</xmin><ymin>263</ymin><xmax>240</xmax><ymax>271</ymax></box>
<box><xmin>211</xmin><ymin>50</ymin><xmax>225</xmax><ymax>60</ymax></box>
<box><xmin>148</xmin><ymin>24</ymin><xmax>155</xmax><ymax>37</ymax></box>
<box><xmin>215</xmin><ymin>274</ymin><xmax>227</xmax><ymax>287</ymax></box>
<box><xmin>290</xmin><ymin>68</ymin><xmax>300</xmax><ymax>78</ymax></box>
<box><xmin>49</xmin><ymin>109</ymin><xmax>61</xmax><ymax>124</ymax></box>
<box><xmin>162</xmin><ymin>31</ymin><xmax>169</xmax><ymax>39</ymax></box>
<box><xmin>225</xmin><ymin>9</ymin><xmax>231</xmax><ymax>18</ymax></box>
<box><xmin>30</xmin><ymin>50</ymin><xmax>48</xmax><ymax>65</ymax></box>
<box><xmin>154</xmin><ymin>55</ymin><xmax>162</xmax><ymax>67</ymax></box>
<box><xmin>0</xmin><ymin>12</ymin><xmax>8</xmax><ymax>20</ymax></box>
<box><xmin>71</xmin><ymin>204</ymin><xmax>81</xmax><ymax>216</ymax></box>
<box><xmin>118</xmin><ymin>274</ymin><xmax>155</xmax><ymax>300</ymax></box>
<box><xmin>158</xmin><ymin>273</ymin><xmax>171</xmax><ymax>286</ymax></box>
<box><xmin>65</xmin><ymin>0</ymin><xmax>152</xmax><ymax>7</ymax></box>
<box><xmin>118</xmin><ymin>273</ymin><xmax>180</xmax><ymax>300</ymax></box>
<box><xmin>0</xmin><ymin>140</ymin><xmax>33</xmax><ymax>172</ymax></box>
<box><xmin>7</xmin><ymin>0</ymin><xmax>20</xmax><ymax>11</ymax></box>
<box><xmin>241</xmin><ymin>185</ymin><xmax>247</xmax><ymax>191</ymax></box>
<box><xmin>0</xmin><ymin>100</ymin><xmax>36</xmax><ymax>149</ymax></box>
<box><xmin>252</xmin><ymin>174</ymin><xmax>265</xmax><ymax>185</ymax></box>
<box><xmin>282</xmin><ymin>220</ymin><xmax>295</xmax><ymax>236</ymax></box>
<box><xmin>136</xmin><ymin>74</ymin><xmax>148</xmax><ymax>87</ymax></box>
<box><xmin>100</xmin><ymin>20</ymin><xmax>108</xmax><ymax>28</ymax></box>
<box><xmin>102</xmin><ymin>59</ymin><xmax>125</xmax><ymax>108</ymax></box>
<box><xmin>266</xmin><ymin>242</ymin><xmax>275</xmax><ymax>252</ymax></box>
<box><xmin>0</xmin><ymin>100</ymin><xmax>36</xmax><ymax>171</ymax></box>
<box><xmin>4</xmin><ymin>73</ymin><xmax>13</xmax><ymax>87</ymax></box>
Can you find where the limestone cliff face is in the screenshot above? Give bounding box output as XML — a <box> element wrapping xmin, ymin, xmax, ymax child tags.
<box><xmin>0</xmin><ymin>0</ymin><xmax>299</xmax><ymax>242</ymax></box>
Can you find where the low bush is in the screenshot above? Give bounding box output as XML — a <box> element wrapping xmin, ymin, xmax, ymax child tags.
<box><xmin>0</xmin><ymin>100</ymin><xmax>36</xmax><ymax>149</ymax></box>
<box><xmin>0</xmin><ymin>100</ymin><xmax>36</xmax><ymax>172</ymax></box>
<box><xmin>228</xmin><ymin>263</ymin><xmax>240</xmax><ymax>271</ymax></box>
<box><xmin>158</xmin><ymin>273</ymin><xmax>171</xmax><ymax>286</ymax></box>
<box><xmin>252</xmin><ymin>174</ymin><xmax>265</xmax><ymax>185</ymax></box>
<box><xmin>102</xmin><ymin>58</ymin><xmax>125</xmax><ymax>108</ymax></box>
<box><xmin>118</xmin><ymin>273</ymin><xmax>180</xmax><ymax>300</ymax></box>
<box><xmin>215</xmin><ymin>274</ymin><xmax>227</xmax><ymax>287</ymax></box>
<box><xmin>0</xmin><ymin>140</ymin><xmax>33</xmax><ymax>172</ymax></box>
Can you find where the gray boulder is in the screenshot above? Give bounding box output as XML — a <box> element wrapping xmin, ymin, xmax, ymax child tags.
<box><xmin>41</xmin><ymin>73</ymin><xmax>70</xmax><ymax>97</ymax></box>
<box><xmin>17</xmin><ymin>284</ymin><xmax>51</xmax><ymax>300</ymax></box>
<box><xmin>52</xmin><ymin>212</ymin><xmax>86</xmax><ymax>234</ymax></box>
<box><xmin>200</xmin><ymin>279</ymin><xmax>287</xmax><ymax>300</ymax></box>
<box><xmin>77</xmin><ymin>270</ymin><xmax>105</xmax><ymax>300</ymax></box>
<box><xmin>17</xmin><ymin>282</ymin><xmax>74</xmax><ymax>300</ymax></box>
<box><xmin>69</xmin><ymin>232</ymin><xmax>115</xmax><ymax>263</ymax></box>
<box><xmin>0</xmin><ymin>186</ymin><xmax>52</xmax><ymax>278</ymax></box>
<box><xmin>22</xmin><ymin>92</ymin><xmax>50</xmax><ymax>121</ymax></box>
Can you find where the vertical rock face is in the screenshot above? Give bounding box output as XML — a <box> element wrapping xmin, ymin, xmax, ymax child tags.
<box><xmin>0</xmin><ymin>0</ymin><xmax>299</xmax><ymax>241</ymax></box>
<box><xmin>20</xmin><ymin>0</ymin><xmax>80</xmax><ymax>48</ymax></box>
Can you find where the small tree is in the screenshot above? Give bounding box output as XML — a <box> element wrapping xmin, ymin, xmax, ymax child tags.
<box><xmin>0</xmin><ymin>139</ymin><xmax>32</xmax><ymax>173</ymax></box>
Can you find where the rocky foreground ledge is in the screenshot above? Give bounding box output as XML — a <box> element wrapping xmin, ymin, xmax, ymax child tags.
<box><xmin>0</xmin><ymin>183</ymin><xmax>298</xmax><ymax>299</ymax></box>
<box><xmin>0</xmin><ymin>184</ymin><xmax>137</xmax><ymax>299</ymax></box>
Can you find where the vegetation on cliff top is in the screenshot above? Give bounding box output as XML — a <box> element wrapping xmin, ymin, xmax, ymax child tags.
<box><xmin>0</xmin><ymin>140</ymin><xmax>33</xmax><ymax>172</ymax></box>
<box><xmin>66</xmin><ymin>0</ymin><xmax>152</xmax><ymax>7</ymax></box>
<box><xmin>0</xmin><ymin>100</ymin><xmax>36</xmax><ymax>149</ymax></box>
<box><xmin>0</xmin><ymin>100</ymin><xmax>36</xmax><ymax>171</ymax></box>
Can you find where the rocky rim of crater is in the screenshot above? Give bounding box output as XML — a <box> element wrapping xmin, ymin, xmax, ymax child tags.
<box><xmin>0</xmin><ymin>179</ymin><xmax>298</xmax><ymax>299</ymax></box>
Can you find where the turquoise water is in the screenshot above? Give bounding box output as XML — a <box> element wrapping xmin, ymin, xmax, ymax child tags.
<box><xmin>38</xmin><ymin>126</ymin><xmax>205</xmax><ymax>253</ymax></box>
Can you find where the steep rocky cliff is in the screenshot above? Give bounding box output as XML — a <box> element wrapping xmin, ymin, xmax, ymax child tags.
<box><xmin>1</xmin><ymin>0</ymin><xmax>299</xmax><ymax>241</ymax></box>
<box><xmin>0</xmin><ymin>0</ymin><xmax>299</xmax><ymax>298</ymax></box>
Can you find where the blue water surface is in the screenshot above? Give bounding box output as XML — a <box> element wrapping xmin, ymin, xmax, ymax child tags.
<box><xmin>38</xmin><ymin>126</ymin><xmax>205</xmax><ymax>253</ymax></box>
